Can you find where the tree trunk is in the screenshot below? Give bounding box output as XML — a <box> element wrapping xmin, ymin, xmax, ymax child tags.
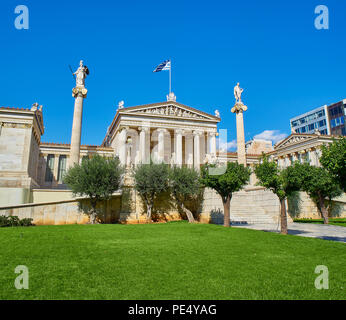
<box><xmin>318</xmin><ymin>196</ymin><xmax>329</xmax><ymax>224</ymax></box>
<box><xmin>147</xmin><ymin>204</ymin><xmax>152</xmax><ymax>223</ymax></box>
<box><xmin>90</xmin><ymin>209</ymin><xmax>97</xmax><ymax>224</ymax></box>
<box><xmin>280</xmin><ymin>198</ymin><xmax>288</xmax><ymax>235</ymax></box>
<box><xmin>179</xmin><ymin>200</ymin><xmax>195</xmax><ymax>223</ymax></box>
<box><xmin>223</xmin><ymin>195</ymin><xmax>231</xmax><ymax>227</ymax></box>
<box><xmin>90</xmin><ymin>201</ymin><xmax>97</xmax><ymax>224</ymax></box>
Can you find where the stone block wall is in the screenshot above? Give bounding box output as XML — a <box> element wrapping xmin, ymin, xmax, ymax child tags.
<box><xmin>0</xmin><ymin>195</ymin><xmax>122</xmax><ymax>225</ymax></box>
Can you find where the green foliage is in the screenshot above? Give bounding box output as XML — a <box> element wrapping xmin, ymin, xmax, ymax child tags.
<box><xmin>0</xmin><ymin>215</ymin><xmax>34</xmax><ymax>227</ymax></box>
<box><xmin>132</xmin><ymin>162</ymin><xmax>169</xmax><ymax>219</ymax></box>
<box><xmin>255</xmin><ymin>157</ymin><xmax>303</xmax><ymax>200</ymax></box>
<box><xmin>293</xmin><ymin>162</ymin><xmax>342</xmax><ymax>214</ymax></box>
<box><xmin>200</xmin><ymin>162</ymin><xmax>251</xmax><ymax>202</ymax></box>
<box><xmin>169</xmin><ymin>166</ymin><xmax>202</xmax><ymax>222</ymax></box>
<box><xmin>64</xmin><ymin>155</ymin><xmax>124</xmax><ymax>208</ymax></box>
<box><xmin>255</xmin><ymin>157</ymin><xmax>286</xmax><ymax>200</ymax></box>
<box><xmin>19</xmin><ymin>218</ymin><xmax>35</xmax><ymax>226</ymax></box>
<box><xmin>169</xmin><ymin>166</ymin><xmax>201</xmax><ymax>202</ymax></box>
<box><xmin>320</xmin><ymin>137</ymin><xmax>346</xmax><ymax>191</ymax></box>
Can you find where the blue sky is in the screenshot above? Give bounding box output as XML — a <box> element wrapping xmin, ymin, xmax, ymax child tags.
<box><xmin>0</xmin><ymin>0</ymin><xmax>345</xmax><ymax>149</ymax></box>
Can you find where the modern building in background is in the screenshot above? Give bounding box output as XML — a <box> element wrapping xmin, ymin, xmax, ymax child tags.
<box><xmin>328</xmin><ymin>100</ymin><xmax>346</xmax><ymax>136</ymax></box>
<box><xmin>290</xmin><ymin>99</ymin><xmax>346</xmax><ymax>136</ymax></box>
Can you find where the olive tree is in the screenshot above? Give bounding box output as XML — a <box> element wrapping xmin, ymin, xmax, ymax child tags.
<box><xmin>294</xmin><ymin>162</ymin><xmax>342</xmax><ymax>224</ymax></box>
<box><xmin>64</xmin><ymin>155</ymin><xmax>124</xmax><ymax>224</ymax></box>
<box><xmin>132</xmin><ymin>162</ymin><xmax>169</xmax><ymax>222</ymax></box>
<box><xmin>169</xmin><ymin>166</ymin><xmax>202</xmax><ymax>223</ymax></box>
<box><xmin>320</xmin><ymin>137</ymin><xmax>346</xmax><ymax>191</ymax></box>
<box><xmin>200</xmin><ymin>162</ymin><xmax>251</xmax><ymax>227</ymax></box>
<box><xmin>255</xmin><ymin>157</ymin><xmax>302</xmax><ymax>234</ymax></box>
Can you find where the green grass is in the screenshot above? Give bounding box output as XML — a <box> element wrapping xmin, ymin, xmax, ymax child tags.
<box><xmin>294</xmin><ymin>218</ymin><xmax>346</xmax><ymax>227</ymax></box>
<box><xmin>0</xmin><ymin>222</ymin><xmax>345</xmax><ymax>300</ymax></box>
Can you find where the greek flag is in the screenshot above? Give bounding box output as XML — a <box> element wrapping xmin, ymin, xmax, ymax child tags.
<box><xmin>153</xmin><ymin>60</ymin><xmax>171</xmax><ymax>72</ymax></box>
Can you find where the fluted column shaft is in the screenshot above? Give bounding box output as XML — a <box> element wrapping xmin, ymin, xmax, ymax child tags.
<box><xmin>69</xmin><ymin>91</ymin><xmax>86</xmax><ymax>167</ymax></box>
<box><xmin>175</xmin><ymin>129</ymin><xmax>183</xmax><ymax>166</ymax></box>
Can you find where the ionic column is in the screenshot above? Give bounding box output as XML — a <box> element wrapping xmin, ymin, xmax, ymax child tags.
<box><xmin>53</xmin><ymin>155</ymin><xmax>59</xmax><ymax>185</ymax></box>
<box><xmin>231</xmin><ymin>102</ymin><xmax>247</xmax><ymax>166</ymax></box>
<box><xmin>175</xmin><ymin>129</ymin><xmax>183</xmax><ymax>166</ymax></box>
<box><xmin>309</xmin><ymin>148</ymin><xmax>317</xmax><ymax>166</ymax></box>
<box><xmin>157</xmin><ymin>129</ymin><xmax>166</xmax><ymax>163</ymax></box>
<box><xmin>118</xmin><ymin>127</ymin><xmax>127</xmax><ymax>166</ymax></box>
<box><xmin>185</xmin><ymin>133</ymin><xmax>193</xmax><ymax>167</ymax></box>
<box><xmin>193</xmin><ymin>131</ymin><xmax>202</xmax><ymax>170</ymax></box>
<box><xmin>209</xmin><ymin>132</ymin><xmax>217</xmax><ymax>157</ymax></box>
<box><xmin>69</xmin><ymin>87</ymin><xmax>87</xmax><ymax>168</ymax></box>
<box><xmin>139</xmin><ymin>127</ymin><xmax>150</xmax><ymax>164</ymax></box>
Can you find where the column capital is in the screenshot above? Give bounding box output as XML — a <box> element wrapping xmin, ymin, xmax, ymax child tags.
<box><xmin>119</xmin><ymin>126</ymin><xmax>129</xmax><ymax>132</ymax></box>
<box><xmin>138</xmin><ymin>126</ymin><xmax>150</xmax><ymax>132</ymax></box>
<box><xmin>157</xmin><ymin>128</ymin><xmax>167</xmax><ymax>133</ymax></box>
<box><xmin>193</xmin><ymin>130</ymin><xmax>203</xmax><ymax>136</ymax></box>
<box><xmin>208</xmin><ymin>131</ymin><xmax>217</xmax><ymax>136</ymax></box>
<box><xmin>175</xmin><ymin>129</ymin><xmax>185</xmax><ymax>135</ymax></box>
<box><xmin>72</xmin><ymin>87</ymin><xmax>88</xmax><ymax>98</ymax></box>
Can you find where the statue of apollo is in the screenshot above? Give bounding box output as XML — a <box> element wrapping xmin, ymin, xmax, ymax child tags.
<box><xmin>234</xmin><ymin>82</ymin><xmax>244</xmax><ymax>103</ymax></box>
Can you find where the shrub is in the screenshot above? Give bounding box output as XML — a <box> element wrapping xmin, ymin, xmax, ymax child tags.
<box><xmin>0</xmin><ymin>215</ymin><xmax>34</xmax><ymax>227</ymax></box>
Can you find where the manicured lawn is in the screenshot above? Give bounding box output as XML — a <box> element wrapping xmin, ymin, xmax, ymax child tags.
<box><xmin>0</xmin><ymin>222</ymin><xmax>345</xmax><ymax>300</ymax></box>
<box><xmin>294</xmin><ymin>218</ymin><xmax>346</xmax><ymax>227</ymax></box>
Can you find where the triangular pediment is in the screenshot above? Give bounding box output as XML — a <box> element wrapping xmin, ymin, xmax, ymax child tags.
<box><xmin>119</xmin><ymin>102</ymin><xmax>220</xmax><ymax>121</ymax></box>
<box><xmin>274</xmin><ymin>134</ymin><xmax>317</xmax><ymax>149</ymax></box>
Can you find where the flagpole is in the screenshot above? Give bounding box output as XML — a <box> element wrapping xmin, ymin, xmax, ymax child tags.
<box><xmin>169</xmin><ymin>59</ymin><xmax>171</xmax><ymax>94</ymax></box>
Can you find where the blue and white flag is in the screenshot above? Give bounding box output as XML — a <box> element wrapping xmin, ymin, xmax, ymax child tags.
<box><xmin>153</xmin><ymin>60</ymin><xmax>171</xmax><ymax>72</ymax></box>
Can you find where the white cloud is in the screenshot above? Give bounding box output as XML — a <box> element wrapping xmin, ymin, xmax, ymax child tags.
<box><xmin>253</xmin><ymin>130</ymin><xmax>287</xmax><ymax>144</ymax></box>
<box><xmin>217</xmin><ymin>139</ymin><xmax>237</xmax><ymax>152</ymax></box>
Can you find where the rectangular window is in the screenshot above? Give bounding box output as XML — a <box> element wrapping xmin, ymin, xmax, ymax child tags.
<box><xmin>45</xmin><ymin>155</ymin><xmax>55</xmax><ymax>182</ymax></box>
<box><xmin>301</xmin><ymin>126</ymin><xmax>306</xmax><ymax>133</ymax></box>
<box><xmin>308</xmin><ymin>123</ymin><xmax>315</xmax><ymax>131</ymax></box>
<box><xmin>57</xmin><ymin>155</ymin><xmax>67</xmax><ymax>182</ymax></box>
<box><xmin>319</xmin><ymin>119</ymin><xmax>326</xmax><ymax>127</ymax></box>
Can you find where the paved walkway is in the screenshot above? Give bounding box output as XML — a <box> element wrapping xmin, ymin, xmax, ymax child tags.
<box><xmin>232</xmin><ymin>222</ymin><xmax>346</xmax><ymax>243</ymax></box>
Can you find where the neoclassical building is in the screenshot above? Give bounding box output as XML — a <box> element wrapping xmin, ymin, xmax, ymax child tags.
<box><xmin>0</xmin><ymin>86</ymin><xmax>344</xmax><ymax>224</ymax></box>
<box><xmin>102</xmin><ymin>99</ymin><xmax>219</xmax><ymax>169</ymax></box>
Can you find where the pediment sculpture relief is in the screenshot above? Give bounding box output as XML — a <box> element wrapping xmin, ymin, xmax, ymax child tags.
<box><xmin>129</xmin><ymin>105</ymin><xmax>207</xmax><ymax>119</ymax></box>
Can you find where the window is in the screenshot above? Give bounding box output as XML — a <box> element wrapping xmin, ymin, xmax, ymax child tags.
<box><xmin>320</xmin><ymin>129</ymin><xmax>327</xmax><ymax>135</ymax></box>
<box><xmin>331</xmin><ymin>116</ymin><xmax>344</xmax><ymax>128</ymax></box>
<box><xmin>318</xmin><ymin>119</ymin><xmax>326</xmax><ymax>127</ymax></box>
<box><xmin>45</xmin><ymin>155</ymin><xmax>55</xmax><ymax>182</ymax></box>
<box><xmin>301</xmin><ymin>126</ymin><xmax>306</xmax><ymax>133</ymax></box>
<box><xmin>57</xmin><ymin>155</ymin><xmax>67</xmax><ymax>182</ymax></box>
<box><xmin>308</xmin><ymin>123</ymin><xmax>315</xmax><ymax>131</ymax></box>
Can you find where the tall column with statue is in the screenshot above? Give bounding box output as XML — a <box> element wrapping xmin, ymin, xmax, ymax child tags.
<box><xmin>69</xmin><ymin>60</ymin><xmax>89</xmax><ymax>167</ymax></box>
<box><xmin>231</xmin><ymin>83</ymin><xmax>247</xmax><ymax>166</ymax></box>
